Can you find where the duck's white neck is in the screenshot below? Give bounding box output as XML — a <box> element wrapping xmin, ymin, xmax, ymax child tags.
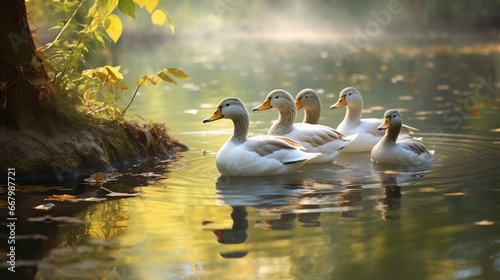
<box><xmin>340</xmin><ymin>101</ymin><xmax>363</xmax><ymax>128</ymax></box>
<box><xmin>268</xmin><ymin>105</ymin><xmax>296</xmax><ymax>135</ymax></box>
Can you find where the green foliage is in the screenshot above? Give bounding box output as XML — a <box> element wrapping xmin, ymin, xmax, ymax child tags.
<box><xmin>28</xmin><ymin>0</ymin><xmax>184</xmax><ymax>120</ymax></box>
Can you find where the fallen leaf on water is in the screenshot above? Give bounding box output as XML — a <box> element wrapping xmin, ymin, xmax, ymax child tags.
<box><xmin>419</xmin><ymin>187</ymin><xmax>437</xmax><ymax>193</ymax></box>
<box><xmin>136</xmin><ymin>172</ymin><xmax>162</xmax><ymax>178</ymax></box>
<box><xmin>474</xmin><ymin>220</ymin><xmax>494</xmax><ymax>226</ymax></box>
<box><xmin>384</xmin><ymin>170</ymin><xmax>401</xmax><ymax>175</ymax></box>
<box><xmin>83</xmin><ymin>172</ymin><xmax>123</xmax><ymax>184</ymax></box>
<box><xmin>69</xmin><ymin>197</ymin><xmax>107</xmax><ymax>202</ymax></box>
<box><xmin>45</xmin><ymin>194</ymin><xmax>77</xmax><ymax>201</ymax></box>
<box><xmin>34</xmin><ymin>203</ymin><xmax>55</xmax><ymax>210</ymax></box>
<box><xmin>100</xmin><ymin>187</ymin><xmax>141</xmax><ymax>197</ymax></box>
<box><xmin>443</xmin><ymin>192</ymin><xmax>466</xmax><ymax>197</ymax></box>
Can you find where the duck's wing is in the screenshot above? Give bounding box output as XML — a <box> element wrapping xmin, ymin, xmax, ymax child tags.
<box><xmin>247</xmin><ymin>135</ymin><xmax>316</xmax><ymax>164</ymax></box>
<box><xmin>291</xmin><ymin>123</ymin><xmax>346</xmax><ymax>148</ymax></box>
<box><xmin>397</xmin><ymin>134</ymin><xmax>430</xmax><ymax>155</ymax></box>
<box><xmin>401</xmin><ymin>123</ymin><xmax>420</xmax><ymax>134</ymax></box>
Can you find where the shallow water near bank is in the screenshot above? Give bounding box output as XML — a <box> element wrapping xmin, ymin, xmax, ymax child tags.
<box><xmin>2</xmin><ymin>36</ymin><xmax>500</xmax><ymax>279</ymax></box>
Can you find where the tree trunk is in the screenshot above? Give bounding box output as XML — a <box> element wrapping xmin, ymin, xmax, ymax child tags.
<box><xmin>0</xmin><ymin>0</ymin><xmax>44</xmax><ymax>131</ymax></box>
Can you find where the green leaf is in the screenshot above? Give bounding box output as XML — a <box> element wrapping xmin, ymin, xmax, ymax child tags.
<box><xmin>94</xmin><ymin>31</ymin><xmax>106</xmax><ymax>46</ymax></box>
<box><xmin>118</xmin><ymin>0</ymin><xmax>136</xmax><ymax>19</ymax></box>
<box><xmin>166</xmin><ymin>68</ymin><xmax>189</xmax><ymax>79</ymax></box>
<box><xmin>104</xmin><ymin>14</ymin><xmax>123</xmax><ymax>43</ymax></box>
<box><xmin>151</xmin><ymin>9</ymin><xmax>166</xmax><ymax>26</ymax></box>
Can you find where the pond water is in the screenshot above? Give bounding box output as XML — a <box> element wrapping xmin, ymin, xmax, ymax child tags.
<box><xmin>2</xmin><ymin>35</ymin><xmax>500</xmax><ymax>279</ymax></box>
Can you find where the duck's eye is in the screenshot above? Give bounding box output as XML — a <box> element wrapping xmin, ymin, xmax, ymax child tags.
<box><xmin>305</xmin><ymin>96</ymin><xmax>309</xmax><ymax>99</ymax></box>
<box><xmin>275</xmin><ymin>96</ymin><xmax>279</xmax><ymax>99</ymax></box>
<box><xmin>226</xmin><ymin>103</ymin><xmax>230</xmax><ymax>107</ymax></box>
<box><xmin>393</xmin><ymin>114</ymin><xmax>396</xmax><ymax>118</ymax></box>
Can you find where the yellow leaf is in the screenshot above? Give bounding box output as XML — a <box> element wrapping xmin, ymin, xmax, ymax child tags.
<box><xmin>82</xmin><ymin>69</ymin><xmax>96</xmax><ymax>77</ymax></box>
<box><xmin>166</xmin><ymin>67</ymin><xmax>189</xmax><ymax>79</ymax></box>
<box><xmin>166</xmin><ymin>10</ymin><xmax>174</xmax><ymax>33</ymax></box>
<box><xmin>137</xmin><ymin>74</ymin><xmax>151</xmax><ymax>86</ymax></box>
<box><xmin>151</xmin><ymin>9</ymin><xmax>166</xmax><ymax>26</ymax></box>
<box><xmin>474</xmin><ymin>220</ymin><xmax>494</xmax><ymax>226</ymax></box>
<box><xmin>103</xmin><ymin>14</ymin><xmax>123</xmax><ymax>43</ymax></box>
<box><xmin>157</xmin><ymin>70</ymin><xmax>177</xmax><ymax>85</ymax></box>
<box><xmin>95</xmin><ymin>71</ymin><xmax>109</xmax><ymax>83</ymax></box>
<box><xmin>419</xmin><ymin>187</ymin><xmax>437</xmax><ymax>193</ymax></box>
<box><xmin>114</xmin><ymin>79</ymin><xmax>128</xmax><ymax>90</ymax></box>
<box><xmin>134</xmin><ymin>0</ymin><xmax>158</xmax><ymax>13</ymax></box>
<box><xmin>45</xmin><ymin>194</ymin><xmax>77</xmax><ymax>201</ymax></box>
<box><xmin>149</xmin><ymin>75</ymin><xmax>162</xmax><ymax>86</ymax></box>
<box><xmin>104</xmin><ymin>65</ymin><xmax>124</xmax><ymax>80</ymax></box>
<box><xmin>88</xmin><ymin>0</ymin><xmax>119</xmax><ymax>28</ymax></box>
<box><xmin>443</xmin><ymin>192</ymin><xmax>466</xmax><ymax>197</ymax></box>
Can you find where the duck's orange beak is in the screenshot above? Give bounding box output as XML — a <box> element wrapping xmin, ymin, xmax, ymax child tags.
<box><xmin>295</xmin><ymin>98</ymin><xmax>303</xmax><ymax>110</ymax></box>
<box><xmin>203</xmin><ymin>106</ymin><xmax>223</xmax><ymax>123</ymax></box>
<box><xmin>330</xmin><ymin>95</ymin><xmax>346</xmax><ymax>109</ymax></box>
<box><xmin>252</xmin><ymin>98</ymin><xmax>272</xmax><ymax>111</ymax></box>
<box><xmin>378</xmin><ymin>117</ymin><xmax>391</xmax><ymax>130</ymax></box>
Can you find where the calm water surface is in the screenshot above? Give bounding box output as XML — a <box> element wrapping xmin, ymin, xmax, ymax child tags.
<box><xmin>2</xmin><ymin>37</ymin><xmax>500</xmax><ymax>279</ymax></box>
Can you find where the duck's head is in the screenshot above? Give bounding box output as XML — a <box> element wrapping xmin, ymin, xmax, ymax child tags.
<box><xmin>252</xmin><ymin>89</ymin><xmax>295</xmax><ymax>112</ymax></box>
<box><xmin>378</xmin><ymin>109</ymin><xmax>402</xmax><ymax>130</ymax></box>
<box><xmin>330</xmin><ymin>87</ymin><xmax>363</xmax><ymax>109</ymax></box>
<box><xmin>203</xmin><ymin>97</ymin><xmax>248</xmax><ymax>123</ymax></box>
<box><xmin>295</xmin><ymin>88</ymin><xmax>321</xmax><ymax>110</ymax></box>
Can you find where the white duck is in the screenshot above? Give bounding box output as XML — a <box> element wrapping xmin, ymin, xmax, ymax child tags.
<box><xmin>295</xmin><ymin>88</ymin><xmax>322</xmax><ymax>124</ymax></box>
<box><xmin>252</xmin><ymin>89</ymin><xmax>354</xmax><ymax>164</ymax></box>
<box><xmin>331</xmin><ymin>87</ymin><xmax>419</xmax><ymax>152</ymax></box>
<box><xmin>203</xmin><ymin>97</ymin><xmax>317</xmax><ymax>176</ymax></box>
<box><xmin>371</xmin><ymin>109</ymin><xmax>434</xmax><ymax>165</ymax></box>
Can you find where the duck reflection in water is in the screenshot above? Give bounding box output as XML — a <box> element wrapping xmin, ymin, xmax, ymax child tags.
<box><xmin>373</xmin><ymin>164</ymin><xmax>431</xmax><ymax>220</ymax></box>
<box><xmin>207</xmin><ymin>174</ymin><xmax>353</xmax><ymax>239</ymax></box>
<box><xmin>203</xmin><ymin>205</ymin><xmax>250</xmax><ymax>259</ymax></box>
<box><xmin>210</xmin><ymin>206</ymin><xmax>249</xmax><ymax>245</ymax></box>
<box><xmin>256</xmin><ymin>204</ymin><xmax>322</xmax><ymax>230</ymax></box>
<box><xmin>204</xmin><ymin>175</ymin><xmax>329</xmax><ymax>250</ymax></box>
